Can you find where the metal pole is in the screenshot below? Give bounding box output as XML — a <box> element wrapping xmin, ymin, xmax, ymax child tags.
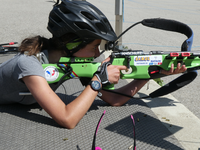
<box><xmin>115</xmin><ymin>0</ymin><xmax>123</xmax><ymax>45</ymax></box>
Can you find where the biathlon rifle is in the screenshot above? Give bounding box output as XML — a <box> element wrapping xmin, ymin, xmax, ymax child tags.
<box><xmin>1</xmin><ymin>18</ymin><xmax>200</xmax><ymax>98</ymax></box>
<box><xmin>42</xmin><ymin>18</ymin><xmax>199</xmax><ymax>98</ymax></box>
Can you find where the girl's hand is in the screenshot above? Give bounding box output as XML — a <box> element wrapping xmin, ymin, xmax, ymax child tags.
<box><xmin>160</xmin><ymin>63</ymin><xmax>187</xmax><ymax>75</ymax></box>
<box><xmin>102</xmin><ymin>57</ymin><xmax>127</xmax><ymax>84</ymax></box>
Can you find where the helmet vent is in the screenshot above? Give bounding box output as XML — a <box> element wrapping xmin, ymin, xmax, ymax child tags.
<box><xmin>89</xmin><ymin>5</ymin><xmax>104</xmax><ymax>16</ymax></box>
<box><xmin>51</xmin><ymin>12</ymin><xmax>62</xmax><ymax>23</ymax></box>
<box><xmin>96</xmin><ymin>23</ymin><xmax>106</xmax><ymax>34</ymax></box>
<box><xmin>81</xmin><ymin>11</ymin><xmax>97</xmax><ymax>21</ymax></box>
<box><xmin>74</xmin><ymin>22</ymin><xmax>95</xmax><ymax>32</ymax></box>
<box><xmin>103</xmin><ymin>18</ymin><xmax>112</xmax><ymax>30</ymax></box>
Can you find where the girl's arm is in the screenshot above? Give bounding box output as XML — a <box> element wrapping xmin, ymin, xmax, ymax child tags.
<box><xmin>100</xmin><ymin>62</ymin><xmax>187</xmax><ymax>106</ymax></box>
<box><xmin>100</xmin><ymin>79</ymin><xmax>149</xmax><ymax>106</ymax></box>
<box><xmin>23</xmin><ymin>75</ymin><xmax>100</xmax><ymax>129</ymax></box>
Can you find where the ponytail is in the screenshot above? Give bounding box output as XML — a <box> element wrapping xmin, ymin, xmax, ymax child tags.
<box><xmin>19</xmin><ymin>36</ymin><xmax>50</xmax><ymax>56</ymax></box>
<box><xmin>18</xmin><ymin>33</ymin><xmax>81</xmax><ymax>56</ymax></box>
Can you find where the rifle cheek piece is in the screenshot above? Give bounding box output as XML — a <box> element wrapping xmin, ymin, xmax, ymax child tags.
<box><xmin>94</xmin><ymin>62</ymin><xmax>111</xmax><ymax>87</ymax></box>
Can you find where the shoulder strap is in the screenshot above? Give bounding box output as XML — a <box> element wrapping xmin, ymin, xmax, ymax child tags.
<box><xmin>142</xmin><ymin>18</ymin><xmax>193</xmax><ymax>51</ymax></box>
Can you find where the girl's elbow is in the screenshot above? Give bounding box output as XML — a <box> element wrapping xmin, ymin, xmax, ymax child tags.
<box><xmin>56</xmin><ymin>117</ymin><xmax>77</xmax><ymax>129</ymax></box>
<box><xmin>65</xmin><ymin>124</ymin><xmax>76</xmax><ymax>129</ymax></box>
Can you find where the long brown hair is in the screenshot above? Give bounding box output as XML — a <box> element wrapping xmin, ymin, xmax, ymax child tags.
<box><xmin>18</xmin><ymin>33</ymin><xmax>78</xmax><ymax>56</ymax></box>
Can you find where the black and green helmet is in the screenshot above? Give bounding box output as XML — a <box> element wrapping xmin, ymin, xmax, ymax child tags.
<box><xmin>47</xmin><ymin>0</ymin><xmax>117</xmax><ymax>55</ymax></box>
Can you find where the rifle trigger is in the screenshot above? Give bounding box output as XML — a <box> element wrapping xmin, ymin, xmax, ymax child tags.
<box><xmin>126</xmin><ymin>56</ymin><xmax>131</xmax><ymax>69</ymax></box>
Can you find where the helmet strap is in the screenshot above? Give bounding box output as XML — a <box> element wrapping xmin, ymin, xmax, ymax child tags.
<box><xmin>64</xmin><ymin>38</ymin><xmax>94</xmax><ymax>56</ymax></box>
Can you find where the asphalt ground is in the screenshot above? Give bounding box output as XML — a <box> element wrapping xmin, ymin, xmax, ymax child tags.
<box><xmin>1</xmin><ymin>0</ymin><xmax>200</xmax><ymax>149</ymax></box>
